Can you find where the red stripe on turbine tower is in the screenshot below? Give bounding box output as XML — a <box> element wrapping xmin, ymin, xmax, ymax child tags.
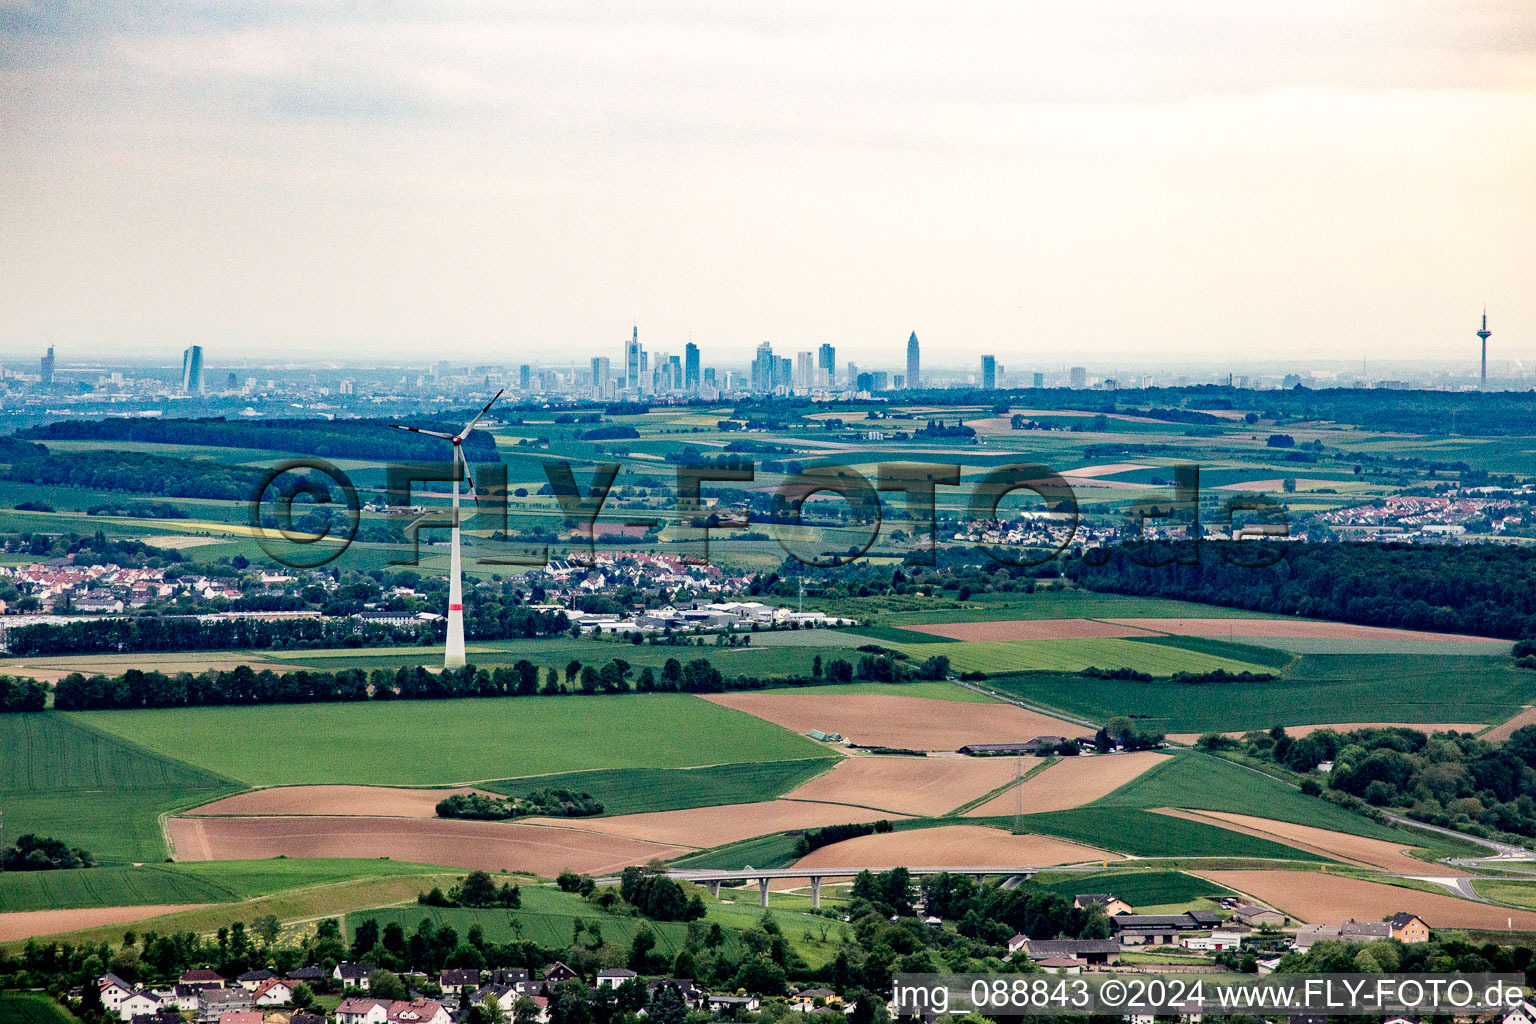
<box><xmin>450</xmin><ymin>603</ymin><xmax>463</xmax><ymax>611</ymax></box>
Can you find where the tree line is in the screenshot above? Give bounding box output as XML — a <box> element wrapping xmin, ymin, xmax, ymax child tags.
<box><xmin>27</xmin><ymin>652</ymin><xmax>952</xmax><ymax>712</ymax></box>
<box><xmin>1066</xmin><ymin>541</ymin><xmax>1536</xmax><ymax>640</ymax></box>
<box><xmin>21</xmin><ymin>414</ymin><xmax>499</xmax><ymax>463</ymax></box>
<box><xmin>436</xmin><ymin>789</ymin><xmax>604</xmax><ymax>821</ymax></box>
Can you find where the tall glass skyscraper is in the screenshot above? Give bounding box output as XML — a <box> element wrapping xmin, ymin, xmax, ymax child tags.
<box><xmin>906</xmin><ymin>332</ymin><xmax>920</xmax><ymax>388</ymax></box>
<box><xmin>181</xmin><ymin>345</ymin><xmax>205</xmax><ymax>394</ymax></box>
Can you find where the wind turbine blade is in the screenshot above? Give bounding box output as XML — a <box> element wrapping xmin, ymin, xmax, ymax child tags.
<box><xmin>456</xmin><ymin>446</ymin><xmax>479</xmax><ymax>504</ymax></box>
<box><xmin>389</xmin><ymin>424</ymin><xmax>456</xmax><ymax>440</ymax></box>
<box><xmin>458</xmin><ymin>388</ymin><xmax>505</xmax><ymax>436</ymax></box>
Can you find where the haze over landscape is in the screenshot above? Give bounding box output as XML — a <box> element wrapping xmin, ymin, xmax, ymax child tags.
<box><xmin>2</xmin><ymin>0</ymin><xmax>1534</xmax><ymax>365</ymax></box>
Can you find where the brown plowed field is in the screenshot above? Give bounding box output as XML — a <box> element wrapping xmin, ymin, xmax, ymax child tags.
<box><xmin>964</xmin><ymin>752</ymin><xmax>1168</xmax><ymax>816</ymax></box>
<box><xmin>1155</xmin><ymin>809</ymin><xmax>1461</xmax><ymax>874</ymax></box>
<box><xmin>792</xmin><ymin>824</ymin><xmax>1118</xmax><ymax>869</ymax></box>
<box><xmin>1165</xmin><ymin>722</ymin><xmax>1485</xmax><ymax>745</ymax></box>
<box><xmin>783</xmin><ymin>756</ymin><xmax>1021</xmax><ymax>815</ymax></box>
<box><xmin>906</xmin><ymin>620</ymin><xmax>1158</xmax><ymax>641</ymax></box>
<box><xmin>187</xmin><ymin>786</ymin><xmax>497</xmax><ymax>818</ymax></box>
<box><xmin>0</xmin><ymin>905</ymin><xmax>212</xmax><ymax>943</ymax></box>
<box><xmin>166</xmin><ymin>816</ymin><xmax>687</xmax><ymax>876</ymax></box>
<box><xmin>527</xmin><ymin>800</ymin><xmax>906</xmax><ymax>848</ymax></box>
<box><xmin>701</xmin><ymin>693</ymin><xmax>1079</xmax><ymax>751</ymax></box>
<box><xmin>1198</xmin><ymin>870</ymin><xmax>1536</xmax><ymax>928</ymax></box>
<box><xmin>1483</xmin><ymin>707</ymin><xmax>1536</xmax><ymax>743</ymax></box>
<box><xmin>1099</xmin><ymin>618</ymin><xmax>1504</xmax><ymax>644</ymax></box>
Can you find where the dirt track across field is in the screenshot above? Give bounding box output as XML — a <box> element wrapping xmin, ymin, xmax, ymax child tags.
<box><xmin>783</xmin><ymin>756</ymin><xmax>1022</xmax><ymax>815</ymax></box>
<box><xmin>792</xmin><ymin>824</ymin><xmax>1118</xmax><ymax>869</ymax></box>
<box><xmin>0</xmin><ymin>905</ymin><xmax>212</xmax><ymax>943</ymax></box>
<box><xmin>1483</xmin><ymin>707</ymin><xmax>1536</xmax><ymax>743</ymax></box>
<box><xmin>702</xmin><ymin>693</ymin><xmax>1080</xmax><ymax>751</ymax></box>
<box><xmin>964</xmin><ymin>752</ymin><xmax>1168</xmax><ymax>816</ymax></box>
<box><xmin>186</xmin><ymin>785</ymin><xmax>498</xmax><ymax>818</ymax></box>
<box><xmin>166</xmin><ymin>816</ymin><xmax>687</xmax><ymax>876</ymax></box>
<box><xmin>527</xmin><ymin>800</ymin><xmax>907</xmax><ymax>848</ymax></box>
<box><xmin>1099</xmin><ymin>618</ymin><xmax>1506</xmax><ymax>644</ymax></box>
<box><xmin>1165</xmin><ymin>722</ymin><xmax>1486</xmax><ymax>745</ymax></box>
<box><xmin>1155</xmin><ymin>809</ymin><xmax>1463</xmax><ymax>874</ymax></box>
<box><xmin>1198</xmin><ymin>870</ymin><xmax>1536</xmax><ymax>928</ymax></box>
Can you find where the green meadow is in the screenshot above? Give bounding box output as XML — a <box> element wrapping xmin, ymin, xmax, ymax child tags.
<box><xmin>483</xmin><ymin>758</ymin><xmax>839</xmax><ymax>815</ymax></box>
<box><xmin>67</xmin><ymin>693</ymin><xmax>830</xmax><ymax>786</ymax></box>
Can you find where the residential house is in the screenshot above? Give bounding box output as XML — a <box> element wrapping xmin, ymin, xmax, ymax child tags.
<box><xmin>181</xmin><ymin>971</ymin><xmax>226</xmax><ymax>990</ymax></box>
<box><xmin>285</xmin><ymin>968</ymin><xmax>326</xmax><ymax>986</ymax></box>
<box><xmin>1292</xmin><ymin>925</ymin><xmax>1340</xmax><ymax>953</ymax></box>
<box><xmin>237</xmin><ymin>971</ymin><xmax>278</xmax><ymax>991</ymax></box>
<box><xmin>1232</xmin><ymin>902</ymin><xmax>1285</xmax><ymax>927</ymax></box>
<box><xmin>99</xmin><ymin>973</ymin><xmax>137</xmax><ymax>1013</ymax></box>
<box><xmin>336</xmin><ymin>998</ymin><xmax>391</xmax><ymax>1024</ymax></box>
<box><xmin>787</xmin><ymin>988</ymin><xmax>838</xmax><ymax>1014</ymax></box>
<box><xmin>1388</xmin><ymin>912</ymin><xmax>1430</xmax><ymax>943</ymax></box>
<box><xmin>129</xmin><ymin>1012</ymin><xmax>183</xmax><ymax>1024</ymax></box>
<box><xmin>704</xmin><ymin>994</ymin><xmax>760</xmax><ymax>1017</ymax></box>
<box><xmin>489</xmin><ymin>970</ymin><xmax>530</xmax><ymax>993</ymax></box>
<box><xmin>384</xmin><ymin>1000</ymin><xmax>451</xmax><ymax>1024</ymax></box>
<box><xmin>252</xmin><ymin>981</ymin><xmax>293</xmax><ymax>1007</ymax></box>
<box><xmin>197</xmin><ymin>989</ymin><xmax>253</xmax><ymax>1024</ymax></box>
<box><xmin>541</xmin><ymin>963</ymin><xmax>578</xmax><ymax>985</ymax></box>
<box><xmin>220</xmin><ymin>1012</ymin><xmax>264</xmax><ymax>1024</ymax></box>
<box><xmin>335</xmin><ymin>964</ymin><xmax>377</xmax><ymax>991</ymax></box>
<box><xmin>163</xmin><ymin>986</ymin><xmax>201</xmax><ymax>1011</ymax></box>
<box><xmin>1074</xmin><ymin>894</ymin><xmax>1132</xmax><ymax>916</ymax></box>
<box><xmin>290</xmin><ymin>1013</ymin><xmax>326</xmax><ymax>1024</ymax></box>
<box><xmin>595</xmin><ymin>969</ymin><xmax>636</xmax><ymax>990</ymax></box>
<box><xmin>470</xmin><ymin>986</ymin><xmax>517</xmax><ymax>1013</ymax></box>
<box><xmin>439</xmin><ymin>970</ymin><xmax>481</xmax><ymax>995</ymax></box>
<box><xmin>645</xmin><ymin>980</ymin><xmax>700</xmax><ymax>1008</ymax></box>
<box><xmin>1184</xmin><ymin>924</ymin><xmax>1250</xmax><ymax>952</ymax></box>
<box><xmin>118</xmin><ymin>992</ymin><xmax>161</xmax><ymax>1022</ymax></box>
<box><xmin>1505</xmin><ymin>1001</ymin><xmax>1536</xmax><ymax>1024</ymax></box>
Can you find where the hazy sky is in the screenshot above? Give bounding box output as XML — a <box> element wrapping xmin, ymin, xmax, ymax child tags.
<box><xmin>2</xmin><ymin>1</ymin><xmax>1533</xmax><ymax>369</ymax></box>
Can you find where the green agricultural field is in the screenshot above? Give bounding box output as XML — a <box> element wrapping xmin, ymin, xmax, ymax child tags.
<box><xmin>1005</xmin><ymin>808</ymin><xmax>1328</xmax><ymax>860</ymax></box>
<box><xmin>68</xmin><ymin>693</ymin><xmax>830</xmax><ymax>786</ymax></box>
<box><xmin>752</xmin><ymin>681</ymin><xmax>996</xmax><ymax>702</ymax></box>
<box><xmin>888</xmin><ymin>638</ymin><xmax>1276</xmax><ymax>676</ymax></box>
<box><xmin>1123</xmin><ymin>635</ymin><xmax>1296</xmax><ymax>671</ymax></box>
<box><xmin>1091</xmin><ymin>752</ymin><xmax>1404</xmax><ymax>840</ymax></box>
<box><xmin>0</xmin><ymin>714</ymin><xmax>238</xmax><ymax>863</ymax></box>
<box><xmin>0</xmin><ymin>858</ymin><xmax>444</xmax><ymax>913</ymax></box>
<box><xmin>669</xmin><ymin>832</ymin><xmax>805</xmax><ymax>871</ymax></box>
<box><xmin>885</xmin><ymin>591</ymin><xmax>1281</xmax><ymax>624</ymax></box>
<box><xmin>0</xmin><ymin>994</ymin><xmax>79</xmax><ymax>1024</ymax></box>
<box><xmin>1037</xmin><ymin>870</ymin><xmax>1234</xmax><ymax>906</ymax></box>
<box><xmin>988</xmin><ymin>653</ymin><xmax>1535</xmax><ymax>733</ymax></box>
<box><xmin>482</xmin><ymin>758</ymin><xmax>839</xmax><ymax>815</ymax></box>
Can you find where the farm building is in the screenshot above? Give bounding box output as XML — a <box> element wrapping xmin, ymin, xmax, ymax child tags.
<box><xmin>1008</xmin><ymin>937</ymin><xmax>1121</xmax><ymax>965</ymax></box>
<box><xmin>807</xmin><ymin>729</ymin><xmax>845</xmax><ymax>743</ymax></box>
<box><xmin>1074</xmin><ymin>893</ymin><xmax>1132</xmax><ymax>916</ymax></box>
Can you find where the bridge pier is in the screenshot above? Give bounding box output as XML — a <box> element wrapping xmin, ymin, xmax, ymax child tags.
<box><xmin>811</xmin><ymin>877</ymin><xmax>821</xmax><ymax>908</ymax></box>
<box><xmin>708</xmin><ymin>881</ymin><xmax>720</xmax><ymax>898</ymax></box>
<box><xmin>759</xmin><ymin>878</ymin><xmax>770</xmax><ymax>907</ymax></box>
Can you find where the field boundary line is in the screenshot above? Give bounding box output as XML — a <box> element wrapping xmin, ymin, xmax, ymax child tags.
<box><xmin>947</xmin><ymin>756</ymin><xmax>1059</xmax><ymax>816</ymax></box>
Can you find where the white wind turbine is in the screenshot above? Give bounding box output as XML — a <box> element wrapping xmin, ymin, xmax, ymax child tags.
<box><xmin>391</xmin><ymin>389</ymin><xmax>503</xmax><ymax>668</ymax></box>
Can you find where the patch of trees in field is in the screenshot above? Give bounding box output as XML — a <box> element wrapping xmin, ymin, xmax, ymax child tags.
<box><xmin>1</xmin><ymin>834</ymin><xmax>94</xmax><ymax>871</ymax></box>
<box><xmin>436</xmin><ymin>789</ymin><xmax>604</xmax><ymax>821</ymax></box>
<box><xmin>1203</xmin><ymin>724</ymin><xmax>1536</xmax><ymax>841</ymax></box>
<box><xmin>0</xmin><ymin>675</ymin><xmax>47</xmax><ymax>711</ymax></box>
<box><xmin>793</xmin><ymin>820</ymin><xmax>894</xmax><ymax>856</ymax></box>
<box><xmin>21</xmin><ymin>414</ymin><xmax>499</xmax><ymax>462</ymax></box>
<box><xmin>415</xmin><ymin>870</ymin><xmax>522</xmax><ymax>909</ymax></box>
<box><xmin>1067</xmin><ymin>541</ymin><xmax>1536</xmax><ymax>640</ymax></box>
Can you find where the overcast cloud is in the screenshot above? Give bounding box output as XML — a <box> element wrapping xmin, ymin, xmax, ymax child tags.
<box><xmin>1</xmin><ymin>1</ymin><xmax>1533</xmax><ymax>369</ymax></box>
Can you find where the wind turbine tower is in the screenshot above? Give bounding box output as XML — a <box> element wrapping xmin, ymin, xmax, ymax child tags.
<box><xmin>391</xmin><ymin>389</ymin><xmax>503</xmax><ymax>668</ymax></box>
<box><xmin>1477</xmin><ymin>308</ymin><xmax>1492</xmax><ymax>389</ymax></box>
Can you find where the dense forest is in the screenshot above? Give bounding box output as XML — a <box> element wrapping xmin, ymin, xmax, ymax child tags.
<box><xmin>1204</xmin><ymin>724</ymin><xmax>1536</xmax><ymax>841</ymax></box>
<box><xmin>20</xmin><ymin>415</ymin><xmax>500</xmax><ymax>462</ymax></box>
<box><xmin>1066</xmin><ymin>541</ymin><xmax>1536</xmax><ymax>640</ymax></box>
<box><xmin>2</xmin><ymin>449</ymin><xmax>267</xmax><ymax>500</ymax></box>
